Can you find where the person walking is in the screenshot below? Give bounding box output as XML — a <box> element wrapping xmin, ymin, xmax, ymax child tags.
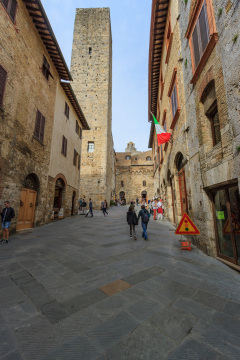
<box><xmin>157</xmin><ymin>199</ymin><xmax>163</xmax><ymax>219</ymax></box>
<box><xmin>152</xmin><ymin>199</ymin><xmax>157</xmax><ymax>220</ymax></box>
<box><xmin>85</xmin><ymin>198</ymin><xmax>93</xmax><ymax>217</ymax></box>
<box><xmin>136</xmin><ymin>197</ymin><xmax>139</xmax><ymax>206</ymax></box>
<box><xmin>0</xmin><ymin>201</ymin><xmax>15</xmax><ymax>243</ymax></box>
<box><xmin>102</xmin><ymin>200</ymin><xmax>108</xmax><ymax>216</ymax></box>
<box><xmin>127</xmin><ymin>205</ymin><xmax>138</xmax><ymax>240</ymax></box>
<box><xmin>137</xmin><ymin>205</ymin><xmax>149</xmax><ymax>240</ymax></box>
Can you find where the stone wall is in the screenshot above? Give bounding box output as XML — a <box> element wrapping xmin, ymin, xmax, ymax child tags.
<box><xmin>176</xmin><ymin>0</ymin><xmax>240</xmax><ymax>256</ymax></box>
<box><xmin>71</xmin><ymin>8</ymin><xmax>115</xmax><ymax>209</ymax></box>
<box><xmin>0</xmin><ymin>1</ymin><xmax>59</xmax><ymax>230</ymax></box>
<box><xmin>115</xmin><ymin>146</ymin><xmax>154</xmax><ymax>203</ymax></box>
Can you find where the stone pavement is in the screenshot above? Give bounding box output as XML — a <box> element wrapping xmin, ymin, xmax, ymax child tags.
<box><xmin>0</xmin><ymin>205</ymin><xmax>240</xmax><ymax>360</ymax></box>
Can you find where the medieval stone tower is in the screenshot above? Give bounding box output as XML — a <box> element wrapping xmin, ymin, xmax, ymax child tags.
<box><xmin>71</xmin><ymin>8</ymin><xmax>115</xmax><ymax>207</ymax></box>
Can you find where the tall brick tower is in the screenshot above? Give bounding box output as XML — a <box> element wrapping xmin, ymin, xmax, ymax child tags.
<box><xmin>71</xmin><ymin>8</ymin><xmax>114</xmax><ymax>207</ymax></box>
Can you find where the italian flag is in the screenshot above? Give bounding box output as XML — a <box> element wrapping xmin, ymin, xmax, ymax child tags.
<box><xmin>152</xmin><ymin>113</ymin><xmax>171</xmax><ymax>146</ymax></box>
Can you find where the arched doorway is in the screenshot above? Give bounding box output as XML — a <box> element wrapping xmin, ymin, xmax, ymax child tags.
<box><xmin>119</xmin><ymin>191</ymin><xmax>126</xmax><ymax>205</ymax></box>
<box><xmin>71</xmin><ymin>191</ymin><xmax>76</xmax><ymax>216</ymax></box>
<box><xmin>141</xmin><ymin>190</ymin><xmax>147</xmax><ymax>202</ymax></box>
<box><xmin>176</xmin><ymin>152</ymin><xmax>188</xmax><ymax>215</ymax></box>
<box><xmin>17</xmin><ymin>173</ymin><xmax>40</xmax><ymax>230</ymax></box>
<box><xmin>53</xmin><ymin>178</ymin><xmax>66</xmax><ymax>218</ymax></box>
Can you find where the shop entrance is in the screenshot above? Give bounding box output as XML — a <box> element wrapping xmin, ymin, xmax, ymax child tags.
<box><xmin>53</xmin><ymin>178</ymin><xmax>65</xmax><ymax>218</ymax></box>
<box><xmin>211</xmin><ymin>184</ymin><xmax>240</xmax><ymax>265</ymax></box>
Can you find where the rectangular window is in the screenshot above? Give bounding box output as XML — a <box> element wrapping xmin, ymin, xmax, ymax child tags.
<box><xmin>171</xmin><ymin>84</ymin><xmax>177</xmax><ymax>118</ymax></box>
<box><xmin>0</xmin><ymin>65</ymin><xmax>7</xmax><ymax>106</ymax></box>
<box><xmin>34</xmin><ymin>110</ymin><xmax>45</xmax><ymax>143</ymax></box>
<box><xmin>1</xmin><ymin>0</ymin><xmax>17</xmax><ymax>22</ymax></box>
<box><xmin>73</xmin><ymin>149</ymin><xmax>77</xmax><ymax>166</ymax></box>
<box><xmin>191</xmin><ymin>1</ymin><xmax>210</xmax><ymax>69</ymax></box>
<box><xmin>160</xmin><ymin>69</ymin><xmax>164</xmax><ymax>100</ymax></box>
<box><xmin>209</xmin><ymin>108</ymin><xmax>221</xmax><ymax>146</ymax></box>
<box><xmin>75</xmin><ymin>120</ymin><xmax>79</xmax><ymax>135</ymax></box>
<box><xmin>163</xmin><ymin>120</ymin><xmax>167</xmax><ymax>132</ymax></box>
<box><xmin>143</xmin><ymin>181</ymin><xmax>146</xmax><ymax>186</ymax></box>
<box><xmin>42</xmin><ymin>55</ymin><xmax>51</xmax><ymax>80</ymax></box>
<box><xmin>87</xmin><ymin>142</ymin><xmax>94</xmax><ymax>153</ymax></box>
<box><xmin>61</xmin><ymin>135</ymin><xmax>67</xmax><ymax>157</ymax></box>
<box><xmin>64</xmin><ymin>102</ymin><xmax>69</xmax><ymax>119</ymax></box>
<box><xmin>79</xmin><ymin>127</ymin><xmax>82</xmax><ymax>140</ymax></box>
<box><xmin>121</xmin><ymin>181</ymin><xmax>124</xmax><ymax>187</ymax></box>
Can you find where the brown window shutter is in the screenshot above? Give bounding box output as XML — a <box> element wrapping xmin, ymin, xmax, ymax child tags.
<box><xmin>79</xmin><ymin>127</ymin><xmax>82</xmax><ymax>139</ymax></box>
<box><xmin>73</xmin><ymin>149</ymin><xmax>77</xmax><ymax>165</ymax></box>
<box><xmin>192</xmin><ymin>26</ymin><xmax>200</xmax><ymax>69</ymax></box>
<box><xmin>199</xmin><ymin>1</ymin><xmax>209</xmax><ymax>54</ymax></box>
<box><xmin>171</xmin><ymin>84</ymin><xmax>177</xmax><ymax>117</ymax></box>
<box><xmin>0</xmin><ymin>65</ymin><xmax>7</xmax><ymax>106</ymax></box>
<box><xmin>40</xmin><ymin>115</ymin><xmax>45</xmax><ymax>142</ymax></box>
<box><xmin>65</xmin><ymin>138</ymin><xmax>68</xmax><ymax>156</ymax></box>
<box><xmin>9</xmin><ymin>0</ymin><xmax>17</xmax><ymax>22</ymax></box>
<box><xmin>34</xmin><ymin>110</ymin><xmax>41</xmax><ymax>138</ymax></box>
<box><xmin>61</xmin><ymin>136</ymin><xmax>65</xmax><ymax>155</ymax></box>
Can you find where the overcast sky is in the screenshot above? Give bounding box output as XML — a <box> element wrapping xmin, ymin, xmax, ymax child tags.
<box><xmin>41</xmin><ymin>0</ymin><xmax>152</xmax><ymax>152</ymax></box>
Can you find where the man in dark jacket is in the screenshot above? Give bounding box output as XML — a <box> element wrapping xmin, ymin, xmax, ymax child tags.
<box><xmin>137</xmin><ymin>205</ymin><xmax>149</xmax><ymax>240</ymax></box>
<box><xmin>1</xmin><ymin>201</ymin><xmax>15</xmax><ymax>243</ymax></box>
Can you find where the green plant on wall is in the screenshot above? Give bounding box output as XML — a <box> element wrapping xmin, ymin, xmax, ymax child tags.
<box><xmin>184</xmin><ymin>0</ymin><xmax>188</xmax><ymax>5</ymax></box>
<box><xmin>232</xmin><ymin>34</ymin><xmax>238</xmax><ymax>43</ymax></box>
<box><xmin>236</xmin><ymin>145</ymin><xmax>240</xmax><ymax>154</ymax></box>
<box><xmin>184</xmin><ymin>58</ymin><xmax>187</xmax><ymax>68</ymax></box>
<box><xmin>218</xmin><ymin>8</ymin><xmax>223</xmax><ymax>17</ymax></box>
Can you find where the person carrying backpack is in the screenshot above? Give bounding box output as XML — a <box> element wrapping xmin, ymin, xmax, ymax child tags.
<box><xmin>127</xmin><ymin>205</ymin><xmax>138</xmax><ymax>240</ymax></box>
<box><xmin>137</xmin><ymin>205</ymin><xmax>149</xmax><ymax>241</ymax></box>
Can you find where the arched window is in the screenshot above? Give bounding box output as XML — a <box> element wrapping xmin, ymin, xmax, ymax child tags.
<box><xmin>125</xmin><ymin>155</ymin><xmax>131</xmax><ymax>160</ymax></box>
<box><xmin>143</xmin><ymin>181</ymin><xmax>146</xmax><ymax>186</ymax></box>
<box><xmin>146</xmin><ymin>156</ymin><xmax>151</xmax><ymax>161</ymax></box>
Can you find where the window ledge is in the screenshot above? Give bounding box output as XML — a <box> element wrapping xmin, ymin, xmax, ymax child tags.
<box><xmin>191</xmin><ymin>33</ymin><xmax>218</xmax><ymax>85</ymax></box>
<box><xmin>165</xmin><ymin>33</ymin><xmax>173</xmax><ymax>64</ymax></box>
<box><xmin>170</xmin><ymin>108</ymin><xmax>181</xmax><ymax>130</ymax></box>
<box><xmin>32</xmin><ymin>136</ymin><xmax>44</xmax><ymax>146</ymax></box>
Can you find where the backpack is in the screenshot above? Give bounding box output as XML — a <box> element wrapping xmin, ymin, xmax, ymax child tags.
<box><xmin>82</xmin><ymin>201</ymin><xmax>87</xmax><ymax>207</ymax></box>
<box><xmin>132</xmin><ymin>212</ymin><xmax>138</xmax><ymax>225</ymax></box>
<box><xmin>142</xmin><ymin>210</ymin><xmax>149</xmax><ymax>223</ymax></box>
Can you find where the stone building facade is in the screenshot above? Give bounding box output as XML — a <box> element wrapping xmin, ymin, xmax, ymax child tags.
<box><xmin>148</xmin><ymin>0</ymin><xmax>240</xmax><ymax>269</ymax></box>
<box><xmin>71</xmin><ymin>8</ymin><xmax>115</xmax><ymax>208</ymax></box>
<box><xmin>115</xmin><ymin>143</ymin><xmax>154</xmax><ymax>203</ymax></box>
<box><xmin>48</xmin><ymin>82</ymin><xmax>89</xmax><ymax>220</ymax></box>
<box><xmin>0</xmin><ymin>0</ymin><xmax>88</xmax><ymax>231</ymax></box>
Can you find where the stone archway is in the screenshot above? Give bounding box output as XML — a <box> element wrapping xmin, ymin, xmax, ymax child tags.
<box><xmin>53</xmin><ymin>177</ymin><xmax>66</xmax><ymax>218</ymax></box>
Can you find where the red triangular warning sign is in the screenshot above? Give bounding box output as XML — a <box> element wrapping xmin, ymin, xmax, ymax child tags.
<box><xmin>175</xmin><ymin>213</ymin><xmax>200</xmax><ymax>235</ymax></box>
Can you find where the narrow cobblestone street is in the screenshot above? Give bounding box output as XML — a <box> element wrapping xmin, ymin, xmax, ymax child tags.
<box><xmin>1</xmin><ymin>205</ymin><xmax>240</xmax><ymax>360</ymax></box>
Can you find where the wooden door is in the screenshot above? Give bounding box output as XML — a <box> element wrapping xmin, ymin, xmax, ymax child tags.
<box><xmin>178</xmin><ymin>168</ymin><xmax>188</xmax><ymax>215</ymax></box>
<box><xmin>16</xmin><ymin>188</ymin><xmax>37</xmax><ymax>230</ymax></box>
